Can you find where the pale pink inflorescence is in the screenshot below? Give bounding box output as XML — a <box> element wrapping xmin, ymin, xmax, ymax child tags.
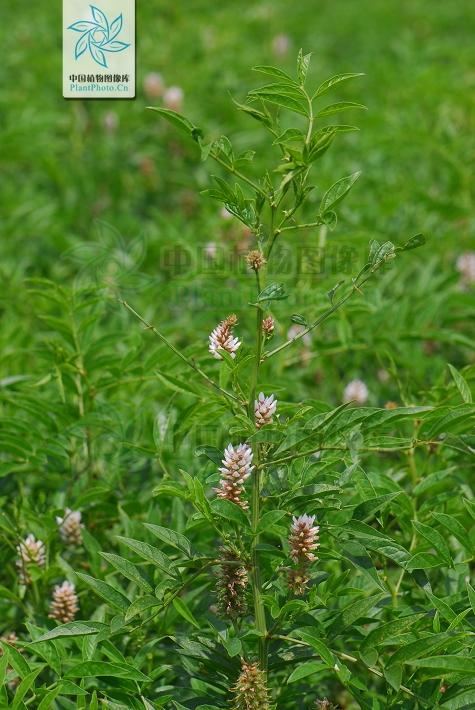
<box><xmin>16</xmin><ymin>534</ymin><xmax>46</xmax><ymax>585</ymax></box>
<box><xmin>215</xmin><ymin>444</ymin><xmax>254</xmax><ymax>509</ymax></box>
<box><xmin>143</xmin><ymin>71</ymin><xmax>165</xmax><ymax>99</ymax></box>
<box><xmin>287</xmin><ymin>324</ymin><xmax>312</xmax><ymax>346</ymax></box>
<box><xmin>163</xmin><ymin>86</ymin><xmax>184</xmax><ymax>112</ymax></box>
<box><xmin>220</xmin><ymin>206</ymin><xmax>233</xmax><ymax>220</ymax></box>
<box><xmin>209</xmin><ymin>314</ymin><xmax>241</xmax><ymax>360</ymax></box>
<box><xmin>205</xmin><ymin>241</ymin><xmax>218</xmax><ymax>260</ymax></box>
<box><xmin>272</xmin><ymin>33</ymin><xmax>291</xmax><ymax>58</ymax></box>
<box><xmin>103</xmin><ymin>111</ymin><xmax>119</xmax><ymax>134</ymax></box>
<box><xmin>456</xmin><ymin>252</ymin><xmax>475</xmax><ymax>286</ymax></box>
<box><xmin>343</xmin><ymin>378</ymin><xmax>369</xmax><ymax>404</ymax></box>
<box><xmin>289</xmin><ymin>514</ymin><xmax>320</xmax><ymax>564</ymax></box>
<box><xmin>49</xmin><ymin>581</ymin><xmax>79</xmax><ymax>623</ymax></box>
<box><xmin>254</xmin><ymin>392</ymin><xmax>277</xmax><ymax>429</ymax></box>
<box><xmin>56</xmin><ymin>509</ymin><xmax>83</xmax><ymax>546</ymax></box>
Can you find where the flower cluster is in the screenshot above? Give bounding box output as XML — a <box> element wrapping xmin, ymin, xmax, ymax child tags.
<box><xmin>16</xmin><ymin>511</ymin><xmax>84</xmax><ymax>592</ymax></box>
<box><xmin>287</xmin><ymin>514</ymin><xmax>320</xmax><ymax>595</ymax></box>
<box><xmin>216</xmin><ymin>548</ymin><xmax>248</xmax><ymax>620</ymax></box>
<box><xmin>343</xmin><ymin>378</ymin><xmax>368</xmax><ymax>404</ymax></box>
<box><xmin>215</xmin><ymin>444</ymin><xmax>254</xmax><ymax>509</ymax></box>
<box><xmin>163</xmin><ymin>86</ymin><xmax>184</xmax><ymax>112</ymax></box>
<box><xmin>143</xmin><ymin>71</ymin><xmax>184</xmax><ymax>112</ymax></box>
<box><xmin>316</xmin><ymin>700</ymin><xmax>339</xmax><ymax>710</ymax></box>
<box><xmin>232</xmin><ymin>659</ymin><xmax>270</xmax><ymax>710</ymax></box>
<box><xmin>456</xmin><ymin>251</ymin><xmax>475</xmax><ymax>286</ymax></box>
<box><xmin>143</xmin><ymin>71</ymin><xmax>165</xmax><ymax>99</ymax></box>
<box><xmin>49</xmin><ymin>581</ymin><xmax>79</xmax><ymax>623</ymax></box>
<box><xmin>246</xmin><ymin>250</ymin><xmax>266</xmax><ymax>271</ymax></box>
<box><xmin>209</xmin><ymin>314</ymin><xmax>241</xmax><ymax>360</ymax></box>
<box><xmin>56</xmin><ymin>508</ymin><xmax>83</xmax><ymax>546</ymax></box>
<box><xmin>254</xmin><ymin>392</ymin><xmax>277</xmax><ymax>428</ymax></box>
<box><xmin>289</xmin><ymin>515</ymin><xmax>320</xmax><ymax>564</ymax></box>
<box><xmin>262</xmin><ymin>316</ymin><xmax>275</xmax><ymax>338</ymax></box>
<box><xmin>16</xmin><ymin>534</ymin><xmax>46</xmax><ymax>585</ymax></box>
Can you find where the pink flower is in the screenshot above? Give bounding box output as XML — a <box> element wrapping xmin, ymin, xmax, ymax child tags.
<box><xmin>456</xmin><ymin>252</ymin><xmax>475</xmax><ymax>285</ymax></box>
<box><xmin>143</xmin><ymin>72</ymin><xmax>165</xmax><ymax>99</ymax></box>
<box><xmin>343</xmin><ymin>379</ymin><xmax>369</xmax><ymax>404</ymax></box>
<box><xmin>209</xmin><ymin>315</ymin><xmax>241</xmax><ymax>360</ymax></box>
<box><xmin>163</xmin><ymin>86</ymin><xmax>184</xmax><ymax>112</ymax></box>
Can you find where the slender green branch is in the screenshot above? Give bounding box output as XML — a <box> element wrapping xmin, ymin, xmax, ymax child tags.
<box><xmin>304</xmin><ymin>89</ymin><xmax>314</xmax><ymax>145</ymax></box>
<box><xmin>263</xmin><ymin>289</ymin><xmax>355</xmax><ymax>360</ymax></box>
<box><xmin>279</xmin><ymin>220</ymin><xmax>323</xmax><ymax>233</ymax></box>
<box><xmin>125</xmin><ymin>560</ymin><xmax>215</xmax><ymax>636</ymax></box>
<box><xmin>119</xmin><ymin>299</ymin><xmax>241</xmax><ymax>405</ymax></box>
<box><xmin>211</xmin><ymin>151</ymin><xmax>267</xmax><ymax>199</ymax></box>
<box><xmin>260</xmin><ymin>439</ymin><xmax>437</xmax><ymax>468</ymax></box>
<box><xmin>267</xmin><ymin>204</ymin><xmax>300</xmax><ymax>260</ymax></box>
<box><xmin>262</xmin><ymin>266</ymin><xmax>378</xmax><ymax>361</ymax></box>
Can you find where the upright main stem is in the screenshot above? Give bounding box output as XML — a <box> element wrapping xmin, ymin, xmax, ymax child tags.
<box><xmin>249</xmin><ymin>271</ymin><xmax>268</xmax><ymax>671</ymax></box>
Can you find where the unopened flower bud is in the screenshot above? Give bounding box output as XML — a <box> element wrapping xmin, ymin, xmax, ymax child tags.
<box><xmin>262</xmin><ymin>316</ymin><xmax>275</xmax><ymax>338</ymax></box>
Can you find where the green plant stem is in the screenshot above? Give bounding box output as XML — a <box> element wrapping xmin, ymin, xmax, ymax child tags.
<box><xmin>305</xmin><ymin>89</ymin><xmax>314</xmax><ymax>145</ymax></box>
<box><xmin>248</xmin><ymin>268</ymin><xmax>268</xmax><ymax>671</ymax></box>
<box><xmin>248</xmin><ymin>272</ymin><xmax>263</xmax><ymax>414</ymax></box>
<box><xmin>71</xmin><ymin>311</ymin><xmax>93</xmax><ymax>476</ymax></box>
<box><xmin>266</xmin><ymin>203</ymin><xmax>299</xmax><ymax>260</ymax></box>
<box><xmin>251</xmin><ymin>461</ymin><xmax>268</xmax><ymax>670</ymax></box>
<box><xmin>392</xmin><ymin>530</ymin><xmax>417</xmax><ymax>607</ymax></box>
<box><xmin>120</xmin><ymin>299</ymin><xmax>241</xmax><ymax>405</ymax></box>
<box><xmin>279</xmin><ymin>220</ymin><xmax>323</xmax><ymax>233</ymax></box>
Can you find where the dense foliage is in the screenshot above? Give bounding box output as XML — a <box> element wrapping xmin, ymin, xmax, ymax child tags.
<box><xmin>1</xmin><ymin>2</ymin><xmax>475</xmax><ymax>709</ymax></box>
